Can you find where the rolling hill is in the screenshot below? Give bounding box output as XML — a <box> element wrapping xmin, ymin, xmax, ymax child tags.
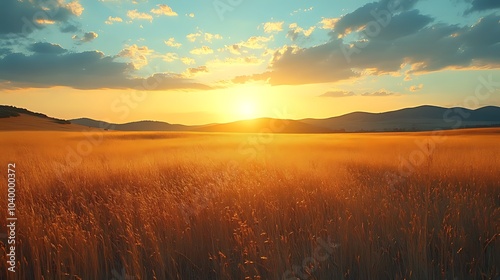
<box><xmin>2</xmin><ymin>104</ymin><xmax>500</xmax><ymax>133</ymax></box>
<box><xmin>0</xmin><ymin>105</ymin><xmax>94</xmax><ymax>131</ymax></box>
<box><xmin>71</xmin><ymin>118</ymin><xmax>190</xmax><ymax>131</ymax></box>
<box><xmin>301</xmin><ymin>105</ymin><xmax>500</xmax><ymax>132</ymax></box>
<box><xmin>196</xmin><ymin>118</ymin><xmax>332</xmax><ymax>133</ymax></box>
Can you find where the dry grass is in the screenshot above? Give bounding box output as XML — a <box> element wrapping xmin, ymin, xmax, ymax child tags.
<box><xmin>0</xmin><ymin>129</ymin><xmax>499</xmax><ymax>279</ymax></box>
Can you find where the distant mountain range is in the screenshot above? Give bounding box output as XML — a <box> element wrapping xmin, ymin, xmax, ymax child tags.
<box><xmin>71</xmin><ymin>118</ymin><xmax>190</xmax><ymax>131</ymax></box>
<box><xmin>2</xmin><ymin>104</ymin><xmax>500</xmax><ymax>133</ymax></box>
<box><xmin>302</xmin><ymin>105</ymin><xmax>500</xmax><ymax>132</ymax></box>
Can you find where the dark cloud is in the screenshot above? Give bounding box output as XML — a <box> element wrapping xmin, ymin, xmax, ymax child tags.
<box><xmin>234</xmin><ymin>40</ymin><xmax>359</xmax><ymax>85</ymax></box>
<box><xmin>234</xmin><ymin>13</ymin><xmax>500</xmax><ymax>86</ymax></box>
<box><xmin>320</xmin><ymin>91</ymin><xmax>356</xmax><ymax>97</ymax></box>
<box><xmin>334</xmin><ymin>0</ymin><xmax>419</xmax><ymax>35</ymax></box>
<box><xmin>29</xmin><ymin>42</ymin><xmax>67</xmax><ymax>54</ymax></box>
<box><xmin>0</xmin><ymin>0</ymin><xmax>81</xmax><ymax>35</ymax></box>
<box><xmin>72</xmin><ymin>31</ymin><xmax>98</xmax><ymax>43</ymax></box>
<box><xmin>460</xmin><ymin>13</ymin><xmax>500</xmax><ymax>47</ymax></box>
<box><xmin>60</xmin><ymin>23</ymin><xmax>80</xmax><ymax>33</ymax></box>
<box><xmin>0</xmin><ymin>49</ymin><xmax>211</xmax><ymax>91</ymax></box>
<box><xmin>369</xmin><ymin>10</ymin><xmax>433</xmax><ymax>40</ymax></box>
<box><xmin>0</xmin><ymin>48</ymin><xmax>11</xmax><ymax>57</ymax></box>
<box><xmin>465</xmin><ymin>0</ymin><xmax>500</xmax><ymax>14</ymax></box>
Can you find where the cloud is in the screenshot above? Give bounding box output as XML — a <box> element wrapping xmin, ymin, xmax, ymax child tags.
<box><xmin>320</xmin><ymin>18</ymin><xmax>339</xmax><ymax>29</ymax></box>
<box><xmin>241</xmin><ymin>36</ymin><xmax>273</xmax><ymax>49</ymax></box>
<box><xmin>150</xmin><ymin>4</ymin><xmax>178</xmax><ymax>16</ymax></box>
<box><xmin>465</xmin><ymin>0</ymin><xmax>500</xmax><ymax>14</ymax></box>
<box><xmin>287</xmin><ymin>23</ymin><xmax>315</xmax><ymax>41</ymax></box>
<box><xmin>204</xmin><ymin>33</ymin><xmax>223</xmax><ymax>43</ymax></box>
<box><xmin>28</xmin><ymin>43</ymin><xmax>67</xmax><ymax>54</ymax></box>
<box><xmin>164</xmin><ymin>38</ymin><xmax>182</xmax><ymax>48</ymax></box>
<box><xmin>220</xmin><ymin>44</ymin><xmax>243</xmax><ymax>55</ymax></box>
<box><xmin>0</xmin><ymin>50</ymin><xmax>132</xmax><ymax>89</ymax></box>
<box><xmin>0</xmin><ymin>48</ymin><xmax>11</xmax><ymax>57</ymax></box>
<box><xmin>333</xmin><ymin>0</ymin><xmax>419</xmax><ymax>35</ymax></box>
<box><xmin>118</xmin><ymin>44</ymin><xmax>154</xmax><ymax>69</ymax></box>
<box><xmin>181</xmin><ymin>57</ymin><xmax>196</xmax><ymax>65</ymax></box>
<box><xmin>263</xmin><ymin>21</ymin><xmax>284</xmax><ymax>33</ymax></box>
<box><xmin>73</xmin><ymin>32</ymin><xmax>98</xmax><ymax>43</ymax></box>
<box><xmin>105</xmin><ymin>16</ymin><xmax>123</xmax><ymax>25</ymax></box>
<box><xmin>361</xmin><ymin>91</ymin><xmax>398</xmax><ymax>97</ymax></box>
<box><xmin>187</xmin><ymin>13</ymin><xmax>195</xmax><ymax>18</ymax></box>
<box><xmin>190</xmin><ymin>46</ymin><xmax>214</xmax><ymax>55</ymax></box>
<box><xmin>183</xmin><ymin>66</ymin><xmax>208</xmax><ymax>77</ymax></box>
<box><xmin>0</xmin><ymin>0</ymin><xmax>84</xmax><ymax>34</ymax></box>
<box><xmin>66</xmin><ymin>1</ymin><xmax>84</xmax><ymax>17</ymax></box>
<box><xmin>218</xmin><ymin>36</ymin><xmax>272</xmax><ymax>56</ymax></box>
<box><xmin>0</xmin><ymin>48</ymin><xmax>210</xmax><ymax>91</ymax></box>
<box><xmin>409</xmin><ymin>84</ymin><xmax>424</xmax><ymax>92</ymax></box>
<box><xmin>234</xmin><ymin>13</ymin><xmax>500</xmax><ymax>86</ymax></box>
<box><xmin>186</xmin><ymin>33</ymin><xmax>201</xmax><ymax>42</ymax></box>
<box><xmin>186</xmin><ymin>32</ymin><xmax>222</xmax><ymax>43</ymax></box>
<box><xmin>162</xmin><ymin>53</ymin><xmax>178</xmax><ymax>62</ymax></box>
<box><xmin>233</xmin><ymin>40</ymin><xmax>358</xmax><ymax>85</ymax></box>
<box><xmin>320</xmin><ymin>91</ymin><xmax>356</xmax><ymax>97</ymax></box>
<box><xmin>60</xmin><ymin>23</ymin><xmax>80</xmax><ymax>33</ymax></box>
<box><xmin>127</xmin><ymin>9</ymin><xmax>153</xmax><ymax>21</ymax></box>
<box><xmin>366</xmin><ymin>10</ymin><xmax>433</xmax><ymax>41</ymax></box>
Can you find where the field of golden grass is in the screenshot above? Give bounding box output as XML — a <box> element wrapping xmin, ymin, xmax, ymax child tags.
<box><xmin>0</xmin><ymin>129</ymin><xmax>499</xmax><ymax>279</ymax></box>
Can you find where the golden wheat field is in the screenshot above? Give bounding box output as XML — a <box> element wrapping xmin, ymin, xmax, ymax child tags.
<box><xmin>0</xmin><ymin>129</ymin><xmax>499</xmax><ymax>280</ymax></box>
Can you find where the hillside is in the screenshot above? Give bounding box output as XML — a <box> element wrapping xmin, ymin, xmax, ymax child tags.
<box><xmin>2</xmin><ymin>104</ymin><xmax>500</xmax><ymax>133</ymax></box>
<box><xmin>196</xmin><ymin>118</ymin><xmax>332</xmax><ymax>133</ymax></box>
<box><xmin>0</xmin><ymin>106</ymin><xmax>93</xmax><ymax>131</ymax></box>
<box><xmin>71</xmin><ymin>118</ymin><xmax>189</xmax><ymax>131</ymax></box>
<box><xmin>301</xmin><ymin>105</ymin><xmax>500</xmax><ymax>132</ymax></box>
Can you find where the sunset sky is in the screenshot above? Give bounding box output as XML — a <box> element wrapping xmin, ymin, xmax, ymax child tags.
<box><xmin>1</xmin><ymin>0</ymin><xmax>499</xmax><ymax>124</ymax></box>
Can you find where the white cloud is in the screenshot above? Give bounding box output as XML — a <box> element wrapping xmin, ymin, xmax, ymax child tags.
<box><xmin>241</xmin><ymin>36</ymin><xmax>273</xmax><ymax>49</ymax></box>
<box><xmin>127</xmin><ymin>9</ymin><xmax>153</xmax><ymax>21</ymax></box>
<box><xmin>186</xmin><ymin>33</ymin><xmax>201</xmax><ymax>42</ymax></box>
<box><xmin>263</xmin><ymin>21</ymin><xmax>284</xmax><ymax>33</ymax></box>
<box><xmin>66</xmin><ymin>1</ymin><xmax>84</xmax><ymax>17</ymax></box>
<box><xmin>320</xmin><ymin>18</ymin><xmax>339</xmax><ymax>29</ymax></box>
<box><xmin>204</xmin><ymin>33</ymin><xmax>223</xmax><ymax>43</ymax></box>
<box><xmin>150</xmin><ymin>4</ymin><xmax>178</xmax><ymax>16</ymax></box>
<box><xmin>181</xmin><ymin>57</ymin><xmax>196</xmax><ymax>65</ymax></box>
<box><xmin>105</xmin><ymin>16</ymin><xmax>123</xmax><ymax>25</ymax></box>
<box><xmin>118</xmin><ymin>44</ymin><xmax>154</xmax><ymax>69</ymax></box>
<box><xmin>164</xmin><ymin>38</ymin><xmax>182</xmax><ymax>48</ymax></box>
<box><xmin>190</xmin><ymin>46</ymin><xmax>214</xmax><ymax>55</ymax></box>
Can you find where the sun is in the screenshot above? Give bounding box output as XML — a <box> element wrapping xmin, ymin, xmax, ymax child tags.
<box><xmin>238</xmin><ymin>100</ymin><xmax>257</xmax><ymax>119</ymax></box>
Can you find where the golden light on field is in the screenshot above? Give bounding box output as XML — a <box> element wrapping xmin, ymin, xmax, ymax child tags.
<box><xmin>0</xmin><ymin>129</ymin><xmax>498</xmax><ymax>279</ymax></box>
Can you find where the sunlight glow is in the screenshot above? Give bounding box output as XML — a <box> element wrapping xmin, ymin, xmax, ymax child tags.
<box><xmin>237</xmin><ymin>99</ymin><xmax>258</xmax><ymax>119</ymax></box>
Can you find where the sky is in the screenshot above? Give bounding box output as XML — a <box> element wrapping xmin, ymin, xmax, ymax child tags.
<box><xmin>0</xmin><ymin>0</ymin><xmax>499</xmax><ymax>125</ymax></box>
